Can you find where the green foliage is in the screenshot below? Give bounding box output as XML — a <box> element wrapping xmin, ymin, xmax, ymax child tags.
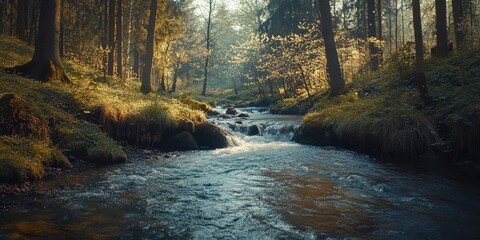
<box><xmin>385</xmin><ymin>42</ymin><xmax>416</xmax><ymax>78</ymax></box>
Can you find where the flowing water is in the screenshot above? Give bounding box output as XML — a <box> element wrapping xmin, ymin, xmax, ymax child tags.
<box><xmin>1</xmin><ymin>108</ymin><xmax>480</xmax><ymax>239</ymax></box>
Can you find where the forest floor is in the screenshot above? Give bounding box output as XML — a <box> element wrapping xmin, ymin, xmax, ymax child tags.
<box><xmin>0</xmin><ymin>35</ymin><xmax>209</xmax><ymax>186</ymax></box>
<box><xmin>294</xmin><ymin>50</ymin><xmax>480</xmax><ymax>172</ymax></box>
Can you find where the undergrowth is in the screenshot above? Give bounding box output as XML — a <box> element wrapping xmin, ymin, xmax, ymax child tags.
<box><xmin>300</xmin><ymin>50</ymin><xmax>480</xmax><ymax>161</ymax></box>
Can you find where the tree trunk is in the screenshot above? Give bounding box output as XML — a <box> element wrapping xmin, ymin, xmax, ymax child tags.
<box><xmin>377</xmin><ymin>0</ymin><xmax>383</xmax><ymax>65</ymax></box>
<box><xmin>395</xmin><ymin>0</ymin><xmax>398</xmax><ymax>51</ymax></box>
<box><xmin>107</xmin><ymin>0</ymin><xmax>115</xmax><ymax>76</ymax></box>
<box><xmin>9</xmin><ymin>0</ymin><xmax>68</xmax><ymax>83</ymax></box>
<box><xmin>318</xmin><ymin>0</ymin><xmax>345</xmax><ymax>97</ymax></box>
<box><xmin>452</xmin><ymin>0</ymin><xmax>464</xmax><ymax>50</ymax></box>
<box><xmin>141</xmin><ymin>0</ymin><xmax>157</xmax><ymax>94</ymax></box>
<box><xmin>435</xmin><ymin>0</ymin><xmax>448</xmax><ymax>57</ymax></box>
<box><xmin>412</xmin><ymin>0</ymin><xmax>429</xmax><ymax>98</ymax></box>
<box><xmin>16</xmin><ymin>0</ymin><xmax>28</xmax><ymax>41</ymax></box>
<box><xmin>103</xmin><ymin>0</ymin><xmax>108</xmax><ymax>77</ymax></box>
<box><xmin>0</xmin><ymin>0</ymin><xmax>5</xmax><ymax>34</ymax></box>
<box><xmin>171</xmin><ymin>63</ymin><xmax>179</xmax><ymax>93</ymax></box>
<box><xmin>367</xmin><ymin>0</ymin><xmax>379</xmax><ymax>71</ymax></box>
<box><xmin>133</xmin><ymin>48</ymin><xmax>139</xmax><ymax>77</ymax></box>
<box><xmin>116</xmin><ymin>0</ymin><xmax>123</xmax><ymax>79</ymax></box>
<box><xmin>29</xmin><ymin>0</ymin><xmax>37</xmax><ymax>44</ymax></box>
<box><xmin>202</xmin><ymin>0</ymin><xmax>214</xmax><ymax>96</ymax></box>
<box><xmin>59</xmin><ymin>0</ymin><xmax>64</xmax><ymax>57</ymax></box>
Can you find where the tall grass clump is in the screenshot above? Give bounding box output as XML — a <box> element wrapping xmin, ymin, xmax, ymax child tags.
<box><xmin>100</xmin><ymin>102</ymin><xmax>177</xmax><ymax>147</ymax></box>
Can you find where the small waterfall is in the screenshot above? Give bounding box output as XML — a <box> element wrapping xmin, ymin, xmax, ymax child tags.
<box><xmin>209</xmin><ymin>107</ymin><xmax>302</xmax><ymax>143</ymax></box>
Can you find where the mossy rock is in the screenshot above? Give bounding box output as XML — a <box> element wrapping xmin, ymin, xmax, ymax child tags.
<box><xmin>0</xmin><ymin>94</ymin><xmax>49</xmax><ymax>140</ymax></box>
<box><xmin>193</xmin><ymin>123</ymin><xmax>229</xmax><ymax>149</ymax></box>
<box><xmin>0</xmin><ymin>137</ymin><xmax>57</xmax><ymax>183</ymax></box>
<box><xmin>53</xmin><ymin>121</ymin><xmax>127</xmax><ymax>165</ymax></box>
<box><xmin>164</xmin><ymin>131</ymin><xmax>199</xmax><ymax>151</ymax></box>
<box><xmin>293</xmin><ymin>125</ymin><xmax>337</xmax><ymax>146</ymax></box>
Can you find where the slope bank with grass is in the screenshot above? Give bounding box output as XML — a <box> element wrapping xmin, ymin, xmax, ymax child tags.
<box><xmin>0</xmin><ymin>35</ymin><xmax>223</xmax><ymax>184</ymax></box>
<box><xmin>294</xmin><ymin>51</ymin><xmax>480</xmax><ymax>165</ymax></box>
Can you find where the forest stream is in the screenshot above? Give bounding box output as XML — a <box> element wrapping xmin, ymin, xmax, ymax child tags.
<box><xmin>1</xmin><ymin>108</ymin><xmax>480</xmax><ymax>239</ymax></box>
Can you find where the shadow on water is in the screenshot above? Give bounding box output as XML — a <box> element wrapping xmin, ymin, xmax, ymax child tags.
<box><xmin>1</xmin><ymin>108</ymin><xmax>480</xmax><ymax>239</ymax></box>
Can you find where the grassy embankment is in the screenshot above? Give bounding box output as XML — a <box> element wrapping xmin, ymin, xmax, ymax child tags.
<box><xmin>295</xmin><ymin>51</ymin><xmax>480</xmax><ymax>164</ymax></box>
<box><xmin>0</xmin><ymin>35</ymin><xmax>209</xmax><ymax>183</ymax></box>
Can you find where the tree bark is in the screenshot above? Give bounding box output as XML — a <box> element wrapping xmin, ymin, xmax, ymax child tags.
<box><xmin>107</xmin><ymin>0</ymin><xmax>115</xmax><ymax>76</ymax></box>
<box><xmin>29</xmin><ymin>0</ymin><xmax>37</xmax><ymax>44</ymax></box>
<box><xmin>318</xmin><ymin>0</ymin><xmax>345</xmax><ymax>97</ymax></box>
<box><xmin>133</xmin><ymin>48</ymin><xmax>139</xmax><ymax>77</ymax></box>
<box><xmin>9</xmin><ymin>0</ymin><xmax>68</xmax><ymax>83</ymax></box>
<box><xmin>141</xmin><ymin>0</ymin><xmax>157</xmax><ymax>94</ymax></box>
<box><xmin>171</xmin><ymin>63</ymin><xmax>179</xmax><ymax>93</ymax></box>
<box><xmin>59</xmin><ymin>0</ymin><xmax>64</xmax><ymax>57</ymax></box>
<box><xmin>377</xmin><ymin>0</ymin><xmax>383</xmax><ymax>65</ymax></box>
<box><xmin>0</xmin><ymin>0</ymin><xmax>4</xmax><ymax>34</ymax></box>
<box><xmin>367</xmin><ymin>0</ymin><xmax>379</xmax><ymax>71</ymax></box>
<box><xmin>16</xmin><ymin>0</ymin><xmax>28</xmax><ymax>41</ymax></box>
<box><xmin>202</xmin><ymin>0</ymin><xmax>214</xmax><ymax>96</ymax></box>
<box><xmin>435</xmin><ymin>0</ymin><xmax>448</xmax><ymax>57</ymax></box>
<box><xmin>452</xmin><ymin>0</ymin><xmax>464</xmax><ymax>50</ymax></box>
<box><xmin>412</xmin><ymin>0</ymin><xmax>429</xmax><ymax>98</ymax></box>
<box><xmin>116</xmin><ymin>0</ymin><xmax>123</xmax><ymax>79</ymax></box>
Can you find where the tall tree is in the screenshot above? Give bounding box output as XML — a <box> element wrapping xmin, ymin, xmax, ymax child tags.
<box><xmin>318</xmin><ymin>0</ymin><xmax>345</xmax><ymax>96</ymax></box>
<box><xmin>435</xmin><ymin>0</ymin><xmax>448</xmax><ymax>57</ymax></box>
<box><xmin>16</xmin><ymin>0</ymin><xmax>28</xmax><ymax>41</ymax></box>
<box><xmin>412</xmin><ymin>0</ymin><xmax>428</xmax><ymax>98</ymax></box>
<box><xmin>9</xmin><ymin>0</ymin><xmax>69</xmax><ymax>82</ymax></box>
<box><xmin>141</xmin><ymin>0</ymin><xmax>157</xmax><ymax>94</ymax></box>
<box><xmin>107</xmin><ymin>0</ymin><xmax>115</xmax><ymax>76</ymax></box>
<box><xmin>452</xmin><ymin>0</ymin><xmax>464</xmax><ymax>50</ymax></box>
<box><xmin>377</xmin><ymin>0</ymin><xmax>383</xmax><ymax>64</ymax></box>
<box><xmin>0</xmin><ymin>0</ymin><xmax>4</xmax><ymax>34</ymax></box>
<box><xmin>367</xmin><ymin>0</ymin><xmax>379</xmax><ymax>71</ymax></box>
<box><xmin>201</xmin><ymin>0</ymin><xmax>214</xmax><ymax>96</ymax></box>
<box><xmin>116</xmin><ymin>0</ymin><xmax>123</xmax><ymax>78</ymax></box>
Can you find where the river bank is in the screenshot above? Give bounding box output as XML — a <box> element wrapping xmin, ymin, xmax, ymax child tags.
<box><xmin>292</xmin><ymin>51</ymin><xmax>480</xmax><ymax>166</ymax></box>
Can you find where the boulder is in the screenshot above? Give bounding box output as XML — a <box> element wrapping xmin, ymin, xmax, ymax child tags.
<box><xmin>0</xmin><ymin>94</ymin><xmax>49</xmax><ymax>139</ymax></box>
<box><xmin>178</xmin><ymin>120</ymin><xmax>195</xmax><ymax>133</ymax></box>
<box><xmin>292</xmin><ymin>125</ymin><xmax>337</xmax><ymax>146</ymax></box>
<box><xmin>247</xmin><ymin>125</ymin><xmax>260</xmax><ymax>136</ymax></box>
<box><xmin>193</xmin><ymin>123</ymin><xmax>229</xmax><ymax>149</ymax></box>
<box><xmin>207</xmin><ymin>110</ymin><xmax>220</xmax><ymax>116</ymax></box>
<box><xmin>226</xmin><ymin>107</ymin><xmax>238</xmax><ymax>115</ymax></box>
<box><xmin>164</xmin><ymin>131</ymin><xmax>199</xmax><ymax>151</ymax></box>
<box><xmin>238</xmin><ymin>113</ymin><xmax>249</xmax><ymax>118</ymax></box>
<box><xmin>220</xmin><ymin>114</ymin><xmax>231</xmax><ymax>119</ymax></box>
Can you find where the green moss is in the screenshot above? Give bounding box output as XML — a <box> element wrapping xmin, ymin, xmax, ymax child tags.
<box><xmin>0</xmin><ymin>136</ymin><xmax>66</xmax><ymax>183</ymax></box>
<box><xmin>53</xmin><ymin>121</ymin><xmax>127</xmax><ymax>164</ymax></box>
